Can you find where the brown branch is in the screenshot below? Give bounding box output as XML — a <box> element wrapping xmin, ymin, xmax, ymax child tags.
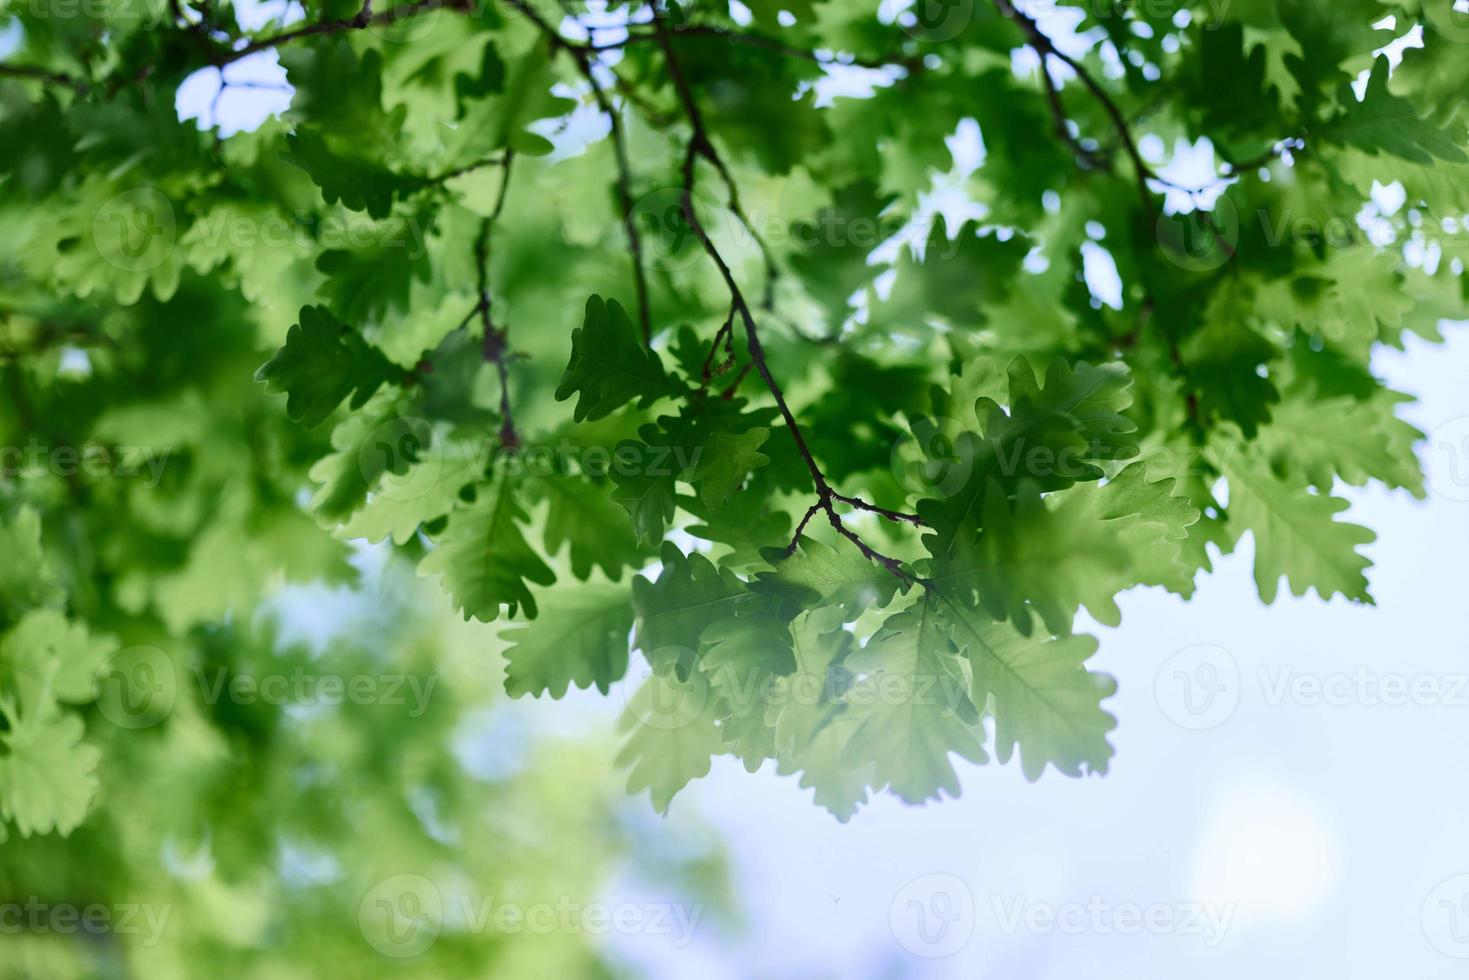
<box><xmin>506</xmin><ymin>0</ymin><xmax>653</xmax><ymax>345</ymax></box>
<box><xmin>651</xmin><ymin>12</ymin><xmax>922</xmax><ymax>587</ymax></box>
<box><xmin>471</xmin><ymin>152</ymin><xmax>519</xmax><ymax>449</ymax></box>
<box><xmin>997</xmin><ymin>0</ymin><xmax>1297</xmax><ymax>216</ymax></box>
<box><xmin>991</xmin><ymin>3</ymin><xmax>1226</xmax><ymax>436</ymax></box>
<box><xmin>995</xmin><ymin>0</ymin><xmax>1155</xmax><ymax>219</ymax></box>
<box><xmin>719</xmin><ymin>362</ymin><xmax>752</xmax><ymax>399</ymax></box>
<box><xmin>424</xmin><ymin>153</ymin><xmax>508</xmax><ymax>188</ymax></box>
<box><xmin>831</xmin><ymin>492</ymin><xmax>925</xmax><ymax>526</ymax></box>
<box><xmin>1148</xmin><ymin>137</ymin><xmax>1304</xmax><ymax>196</ymax></box>
<box><xmin>698</xmin><ymin>143</ymin><xmax>780</xmax><ymax>310</ymax></box>
<box><xmin>0</xmin><ymin>63</ymin><xmax>88</xmax><ymax>92</ymax></box>
<box><xmin>209</xmin><ymin>0</ymin><xmax>468</xmax><ymax>68</ymax></box>
<box><xmin>585</xmin><ymin>66</ymin><xmax>653</xmax><ymax>346</ymax></box>
<box><xmin>701</xmin><ymin>301</ymin><xmax>736</xmax><ymax>387</ymax></box>
<box><xmin>598</xmin><ymin>24</ymin><xmax>923</xmax><ymax>73</ymax></box>
<box><xmin>1032</xmin><ymin>54</ymin><xmax>1108</xmax><ymax>172</ymax></box>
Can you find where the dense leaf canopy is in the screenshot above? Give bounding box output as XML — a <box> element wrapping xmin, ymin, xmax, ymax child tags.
<box><xmin>2</xmin><ymin>0</ymin><xmax>1464</xmax><ymax>853</ymax></box>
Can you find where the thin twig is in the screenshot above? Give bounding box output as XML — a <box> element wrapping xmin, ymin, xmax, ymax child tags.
<box><xmin>996</xmin><ymin>0</ymin><xmax>1297</xmax><ymax>216</ymax></box>
<box><xmin>1033</xmin><ymin>55</ymin><xmax>1108</xmax><ymax>171</ymax></box>
<box><xmin>210</xmin><ymin>0</ymin><xmax>468</xmax><ymax>68</ymax></box>
<box><xmin>995</xmin><ymin>0</ymin><xmax>1156</xmax><ymax>219</ymax></box>
<box><xmin>506</xmin><ymin>0</ymin><xmax>653</xmax><ymax>345</ymax></box>
<box><xmin>831</xmin><ymin>492</ymin><xmax>925</xmax><ymax>526</ymax></box>
<box><xmin>0</xmin><ymin>63</ymin><xmax>88</xmax><ymax>92</ymax></box>
<box><xmin>471</xmin><ymin>152</ymin><xmax>519</xmax><ymax>448</ymax></box>
<box><xmin>719</xmin><ymin>362</ymin><xmax>752</xmax><ymax>399</ymax></box>
<box><xmin>701</xmin><ymin>301</ymin><xmax>737</xmax><ymax>387</ymax></box>
<box><xmin>598</xmin><ymin>24</ymin><xmax>923</xmax><ymax>73</ymax></box>
<box><xmin>700</xmin><ymin>145</ymin><xmax>780</xmax><ymax>310</ymax></box>
<box><xmin>652</xmin><ymin>11</ymin><xmax>922</xmax><ymax>586</ymax></box>
<box><xmin>424</xmin><ymin>153</ymin><xmax>508</xmax><ymax>187</ymax></box>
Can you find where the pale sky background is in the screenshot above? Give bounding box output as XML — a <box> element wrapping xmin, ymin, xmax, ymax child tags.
<box><xmin>605</xmin><ymin>323</ymin><xmax>1469</xmax><ymax>980</ymax></box>
<box><xmin>13</xmin><ymin>0</ymin><xmax>1467</xmax><ymax>974</ymax></box>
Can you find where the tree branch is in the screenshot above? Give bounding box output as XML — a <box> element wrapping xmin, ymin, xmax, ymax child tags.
<box><xmin>0</xmin><ymin>63</ymin><xmax>88</xmax><ymax>92</ymax></box>
<box><xmin>599</xmin><ymin>23</ymin><xmax>923</xmax><ymax>73</ymax></box>
<box><xmin>996</xmin><ymin>0</ymin><xmax>1298</xmax><ymax>213</ymax></box>
<box><xmin>210</xmin><ymin>0</ymin><xmax>469</xmax><ymax>68</ymax></box>
<box><xmin>505</xmin><ymin>0</ymin><xmax>653</xmax><ymax>345</ymax></box>
<box><xmin>470</xmin><ymin>152</ymin><xmax>519</xmax><ymax>449</ymax></box>
<box><xmin>701</xmin><ymin>300</ymin><xmax>737</xmax><ymax>387</ymax></box>
<box><xmin>652</xmin><ymin>12</ymin><xmax>922</xmax><ymax>586</ymax></box>
<box><xmin>995</xmin><ymin>0</ymin><xmax>1156</xmax><ymax>218</ymax></box>
<box><xmin>424</xmin><ymin>153</ymin><xmax>508</xmax><ymax>188</ymax></box>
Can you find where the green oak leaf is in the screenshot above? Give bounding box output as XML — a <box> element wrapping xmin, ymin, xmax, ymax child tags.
<box><xmin>307</xmin><ymin>395</ymin><xmax>430</xmax><ymax>523</ymax></box>
<box><xmin>615</xmin><ymin>670</ymin><xmax>724</xmax><ymax>814</ymax></box>
<box><xmin>418</xmin><ymin>478</ymin><xmax>556</xmax><ymax>621</ymax></box>
<box><xmin>1216</xmin><ymin>441</ymin><xmax>1375</xmax><ymax>604</ymax></box>
<box><xmin>942</xmin><ymin>462</ymin><xmax>1197</xmax><ymax>635</ymax></box>
<box><xmin>689</xmin><ymin>426</ymin><xmax>770</xmax><ymax>510</ymax></box>
<box><xmin>0</xmin><ymin>507</ymin><xmax>63</xmax><ymax>625</ymax></box>
<box><xmin>697</xmin><ymin>594</ymin><xmax>794</xmax><ymax>771</ymax></box>
<box><xmin>935</xmin><ymin>594</ymin><xmax>1116</xmax><ymax>781</ymax></box>
<box><xmin>756</xmin><ymin>536</ymin><xmax>902</xmax><ymax>622</ymax></box>
<box><xmin>284</xmin><ymin>128</ymin><xmax>426</xmax><ymax>220</ymax></box>
<box><xmin>501</xmin><ymin>583</ymin><xmax>633</xmax><ymax>698</ymax></box>
<box><xmin>555</xmin><ymin>295</ymin><xmax>678</xmax><ymax>422</ymax></box>
<box><xmin>0</xmin><ymin>708</ymin><xmax>99</xmax><ymax>839</ymax></box>
<box><xmin>768</xmin><ymin>608</ymin><xmax>870</xmax><ymax>821</ymax></box>
<box><xmin>537</xmin><ymin>469</ymin><xmax>649</xmax><ymax>580</ymax></box>
<box><xmin>632</xmin><ymin>543</ymin><xmax>752</xmax><ymax>675</ymax></box>
<box><xmin>336</xmin><ymin>447</ymin><xmax>479</xmax><ymax>545</ymax></box>
<box><xmin>0</xmin><ymin>609</ymin><xmax>114</xmax><ymax>707</ymax></box>
<box><xmin>919</xmin><ymin>355</ymin><xmax>1137</xmax><ymax>561</ymax></box>
<box><xmin>840</xmin><ymin>598</ymin><xmax>986</xmax><ymax>805</ymax></box>
<box><xmin>255</xmin><ymin>306</ymin><xmax>404</xmax><ymax>428</ymax></box>
<box><xmin>1322</xmin><ymin>57</ymin><xmax>1467</xmax><ymax>165</ymax></box>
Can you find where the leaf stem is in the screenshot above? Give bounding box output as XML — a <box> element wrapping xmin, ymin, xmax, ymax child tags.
<box><xmin>471</xmin><ymin>152</ymin><xmax>519</xmax><ymax>449</ymax></box>
<box><xmin>506</xmin><ymin>0</ymin><xmax>653</xmax><ymax>345</ymax></box>
<box><xmin>596</xmin><ymin>23</ymin><xmax>924</xmax><ymax>73</ymax></box>
<box><xmin>651</xmin><ymin>11</ymin><xmax>923</xmax><ymax>585</ymax></box>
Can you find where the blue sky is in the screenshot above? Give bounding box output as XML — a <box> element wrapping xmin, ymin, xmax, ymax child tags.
<box><xmin>599</xmin><ymin>328</ymin><xmax>1469</xmax><ymax>980</ymax></box>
